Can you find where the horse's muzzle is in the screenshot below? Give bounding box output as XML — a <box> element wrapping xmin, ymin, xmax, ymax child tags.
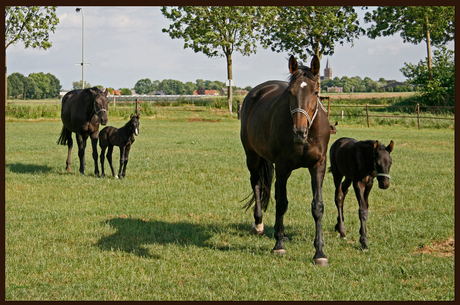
<box><xmin>294</xmin><ymin>131</ymin><xmax>308</xmax><ymax>144</ymax></box>
<box><xmin>377</xmin><ymin>177</ymin><xmax>390</xmax><ymax>189</ymax></box>
<box><xmin>99</xmin><ymin>114</ymin><xmax>108</xmax><ymax>126</ymax></box>
<box><xmin>293</xmin><ymin>128</ymin><xmax>308</xmax><ymax>144</ymax></box>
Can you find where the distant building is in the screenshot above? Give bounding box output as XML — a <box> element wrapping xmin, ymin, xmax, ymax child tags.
<box><xmin>327</xmin><ymin>86</ymin><xmax>343</xmax><ymax>93</ymax></box>
<box><xmin>193</xmin><ymin>89</ymin><xmax>220</xmax><ymax>96</ymax></box>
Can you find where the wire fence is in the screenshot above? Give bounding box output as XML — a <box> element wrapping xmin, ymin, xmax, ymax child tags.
<box><xmin>6</xmin><ymin>96</ymin><xmax>455</xmax><ymax>129</ymax></box>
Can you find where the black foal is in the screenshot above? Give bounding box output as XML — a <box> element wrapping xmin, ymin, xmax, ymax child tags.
<box><xmin>99</xmin><ymin>114</ymin><xmax>140</xmax><ymax>178</ymax></box>
<box><xmin>329</xmin><ymin>137</ymin><xmax>394</xmax><ymax>250</ymax></box>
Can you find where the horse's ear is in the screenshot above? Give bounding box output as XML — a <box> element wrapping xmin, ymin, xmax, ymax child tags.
<box><xmin>386</xmin><ymin>141</ymin><xmax>394</xmax><ymax>153</ymax></box>
<box><xmin>373</xmin><ymin>141</ymin><xmax>379</xmax><ymax>150</ymax></box>
<box><xmin>311</xmin><ymin>55</ymin><xmax>320</xmax><ymax>75</ymax></box>
<box><xmin>137</xmin><ymin>114</ymin><xmax>141</xmax><ymax>119</ymax></box>
<box><xmin>130</xmin><ymin>113</ymin><xmax>133</xmax><ymax>119</ymax></box>
<box><xmin>289</xmin><ymin>55</ymin><xmax>298</xmax><ymax>75</ymax></box>
<box><xmin>103</xmin><ymin>88</ymin><xmax>109</xmax><ymax>96</ymax></box>
<box><xmin>89</xmin><ymin>87</ymin><xmax>98</xmax><ymax>96</ymax></box>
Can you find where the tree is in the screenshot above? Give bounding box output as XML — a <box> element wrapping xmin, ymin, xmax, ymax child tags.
<box><xmin>5</xmin><ymin>6</ymin><xmax>59</xmax><ymax>102</ymax></box>
<box><xmin>46</xmin><ymin>73</ymin><xmax>61</xmax><ymax>98</ymax></box>
<box><xmin>400</xmin><ymin>46</ymin><xmax>454</xmax><ymax>107</ymax></box>
<box><xmin>261</xmin><ymin>6</ymin><xmax>364</xmax><ymax>88</ymax></box>
<box><xmin>161</xmin><ymin>6</ymin><xmax>271</xmax><ymax>107</ymax></box>
<box><xmin>23</xmin><ymin>77</ymin><xmax>38</xmax><ymax>99</ymax></box>
<box><xmin>73</xmin><ymin>80</ymin><xmax>92</xmax><ymax>90</ymax></box>
<box><xmin>119</xmin><ymin>88</ymin><xmax>132</xmax><ymax>95</ymax></box>
<box><xmin>7</xmin><ymin>73</ymin><xmax>24</xmax><ymax>98</ymax></box>
<box><xmin>365</xmin><ymin>6</ymin><xmax>455</xmax><ymax>80</ymax></box>
<box><xmin>134</xmin><ymin>78</ymin><xmax>153</xmax><ymax>95</ymax></box>
<box><xmin>29</xmin><ymin>72</ymin><xmax>50</xmax><ymax>99</ymax></box>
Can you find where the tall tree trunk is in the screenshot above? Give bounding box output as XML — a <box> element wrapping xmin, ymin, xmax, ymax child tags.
<box><xmin>426</xmin><ymin>15</ymin><xmax>432</xmax><ymax>81</ymax></box>
<box><xmin>226</xmin><ymin>52</ymin><xmax>233</xmax><ymax>112</ymax></box>
<box><xmin>5</xmin><ymin>50</ymin><xmax>7</xmax><ymax>104</ymax></box>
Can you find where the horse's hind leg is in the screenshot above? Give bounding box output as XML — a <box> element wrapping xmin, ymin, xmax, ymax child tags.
<box><xmin>65</xmin><ymin>130</ymin><xmax>73</xmax><ymax>172</ymax></box>
<box><xmin>334</xmin><ymin>176</ymin><xmax>351</xmax><ymax>238</ymax></box>
<box><xmin>76</xmin><ymin>134</ymin><xmax>87</xmax><ymax>175</ymax></box>
<box><xmin>246</xmin><ymin>154</ymin><xmax>265</xmax><ymax>235</ymax></box>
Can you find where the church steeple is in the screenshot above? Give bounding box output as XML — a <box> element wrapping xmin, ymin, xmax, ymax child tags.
<box><xmin>324</xmin><ymin>57</ymin><xmax>332</xmax><ymax>80</ymax></box>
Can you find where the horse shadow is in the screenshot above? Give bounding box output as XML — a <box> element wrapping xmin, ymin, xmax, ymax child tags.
<box><xmin>5</xmin><ymin>163</ymin><xmax>53</xmax><ymax>174</ymax></box>
<box><xmin>95</xmin><ymin>217</ymin><xmax>281</xmax><ymax>258</ymax></box>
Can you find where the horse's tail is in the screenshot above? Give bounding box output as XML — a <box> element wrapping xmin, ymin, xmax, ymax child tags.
<box><xmin>57</xmin><ymin>126</ymin><xmax>70</xmax><ymax>145</ymax></box>
<box><xmin>243</xmin><ymin>159</ymin><xmax>274</xmax><ymax>212</ymax></box>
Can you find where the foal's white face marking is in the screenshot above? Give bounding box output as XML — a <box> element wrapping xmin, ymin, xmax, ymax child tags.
<box><xmin>300</xmin><ymin>81</ymin><xmax>307</xmax><ymax>88</ymax></box>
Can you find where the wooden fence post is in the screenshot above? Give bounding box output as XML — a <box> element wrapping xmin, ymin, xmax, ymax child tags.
<box><xmin>136</xmin><ymin>98</ymin><xmax>140</xmax><ymax>116</ymax></box>
<box><xmin>417</xmin><ymin>103</ymin><xmax>421</xmax><ymax>130</ymax></box>
<box><xmin>366</xmin><ymin>104</ymin><xmax>370</xmax><ymax>127</ymax></box>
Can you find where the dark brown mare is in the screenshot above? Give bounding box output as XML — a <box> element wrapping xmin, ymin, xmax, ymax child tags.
<box><xmin>57</xmin><ymin>87</ymin><xmax>109</xmax><ymax>176</ymax></box>
<box><xmin>329</xmin><ymin>137</ymin><xmax>394</xmax><ymax>250</ymax></box>
<box><xmin>99</xmin><ymin>114</ymin><xmax>140</xmax><ymax>178</ymax></box>
<box><xmin>240</xmin><ymin>55</ymin><xmax>331</xmax><ymax>265</ymax></box>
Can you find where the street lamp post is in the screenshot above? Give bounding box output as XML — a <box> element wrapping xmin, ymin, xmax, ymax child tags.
<box><xmin>76</xmin><ymin>8</ymin><xmax>90</xmax><ymax>89</ymax></box>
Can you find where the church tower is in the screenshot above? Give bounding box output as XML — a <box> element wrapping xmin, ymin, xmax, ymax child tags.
<box><xmin>324</xmin><ymin>58</ymin><xmax>332</xmax><ymax>80</ymax></box>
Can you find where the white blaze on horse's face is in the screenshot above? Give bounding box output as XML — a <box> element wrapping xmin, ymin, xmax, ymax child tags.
<box><xmin>300</xmin><ymin>81</ymin><xmax>307</xmax><ymax>88</ymax></box>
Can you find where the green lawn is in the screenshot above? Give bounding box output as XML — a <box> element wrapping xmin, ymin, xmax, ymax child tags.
<box><xmin>5</xmin><ymin>106</ymin><xmax>454</xmax><ymax>300</ymax></box>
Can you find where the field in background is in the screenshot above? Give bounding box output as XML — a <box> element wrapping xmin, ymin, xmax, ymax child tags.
<box><xmin>5</xmin><ymin>106</ymin><xmax>454</xmax><ymax>300</ymax></box>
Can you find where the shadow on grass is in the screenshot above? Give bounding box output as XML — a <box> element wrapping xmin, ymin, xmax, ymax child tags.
<box><xmin>5</xmin><ymin>162</ymin><xmax>53</xmax><ymax>174</ymax></box>
<box><xmin>95</xmin><ymin>217</ymin><xmax>261</xmax><ymax>258</ymax></box>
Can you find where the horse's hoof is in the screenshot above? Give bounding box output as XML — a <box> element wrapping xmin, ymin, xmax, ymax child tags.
<box><xmin>250</xmin><ymin>223</ymin><xmax>264</xmax><ymax>235</ymax></box>
<box><xmin>313</xmin><ymin>258</ymin><xmax>329</xmax><ymax>266</ymax></box>
<box><xmin>273</xmin><ymin>249</ymin><xmax>287</xmax><ymax>255</ymax></box>
<box><xmin>115</xmin><ymin>175</ymin><xmax>119</xmax><ymax>179</ymax></box>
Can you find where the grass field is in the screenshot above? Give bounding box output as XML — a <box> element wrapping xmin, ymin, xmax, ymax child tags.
<box><xmin>5</xmin><ymin>106</ymin><xmax>454</xmax><ymax>300</ymax></box>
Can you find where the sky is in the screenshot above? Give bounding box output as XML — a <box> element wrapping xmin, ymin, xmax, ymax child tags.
<box><xmin>6</xmin><ymin>6</ymin><xmax>455</xmax><ymax>91</ymax></box>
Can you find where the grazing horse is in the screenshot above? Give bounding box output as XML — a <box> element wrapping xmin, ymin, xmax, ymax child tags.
<box><xmin>329</xmin><ymin>137</ymin><xmax>394</xmax><ymax>250</ymax></box>
<box><xmin>99</xmin><ymin>114</ymin><xmax>140</xmax><ymax>178</ymax></box>
<box><xmin>240</xmin><ymin>55</ymin><xmax>331</xmax><ymax>265</ymax></box>
<box><xmin>57</xmin><ymin>87</ymin><xmax>109</xmax><ymax>176</ymax></box>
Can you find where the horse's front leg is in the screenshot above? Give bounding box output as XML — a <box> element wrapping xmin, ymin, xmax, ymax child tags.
<box><xmin>76</xmin><ymin>134</ymin><xmax>87</xmax><ymax>175</ymax></box>
<box><xmin>273</xmin><ymin>166</ymin><xmax>291</xmax><ymax>254</ymax></box>
<box><xmin>118</xmin><ymin>145</ymin><xmax>126</xmax><ymax>178</ymax></box>
<box><xmin>106</xmin><ymin>145</ymin><xmax>116</xmax><ymax>177</ymax></box>
<box><xmin>100</xmin><ymin>146</ymin><xmax>106</xmax><ymax>177</ymax></box>
<box><xmin>91</xmin><ymin>134</ymin><xmax>100</xmax><ymax>177</ymax></box>
<box><xmin>120</xmin><ymin>145</ymin><xmax>131</xmax><ymax>178</ymax></box>
<box><xmin>309</xmin><ymin>158</ymin><xmax>328</xmax><ymax>266</ymax></box>
<box><xmin>353</xmin><ymin>180</ymin><xmax>372</xmax><ymax>250</ymax></box>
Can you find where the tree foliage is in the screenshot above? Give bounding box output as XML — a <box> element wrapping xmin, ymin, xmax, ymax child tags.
<box><xmin>261</xmin><ymin>6</ymin><xmax>364</xmax><ymax>67</ymax></box>
<box><xmin>400</xmin><ymin>46</ymin><xmax>454</xmax><ymax>107</ymax></box>
<box><xmin>161</xmin><ymin>6</ymin><xmax>270</xmax><ymax>99</ymax></box>
<box><xmin>134</xmin><ymin>78</ymin><xmax>153</xmax><ymax>95</ymax></box>
<box><xmin>5</xmin><ymin>6</ymin><xmax>59</xmax><ymax>50</ymax></box>
<box><xmin>7</xmin><ymin>72</ymin><xmax>61</xmax><ymax>99</ymax></box>
<box><xmin>365</xmin><ymin>6</ymin><xmax>455</xmax><ymax>79</ymax></box>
